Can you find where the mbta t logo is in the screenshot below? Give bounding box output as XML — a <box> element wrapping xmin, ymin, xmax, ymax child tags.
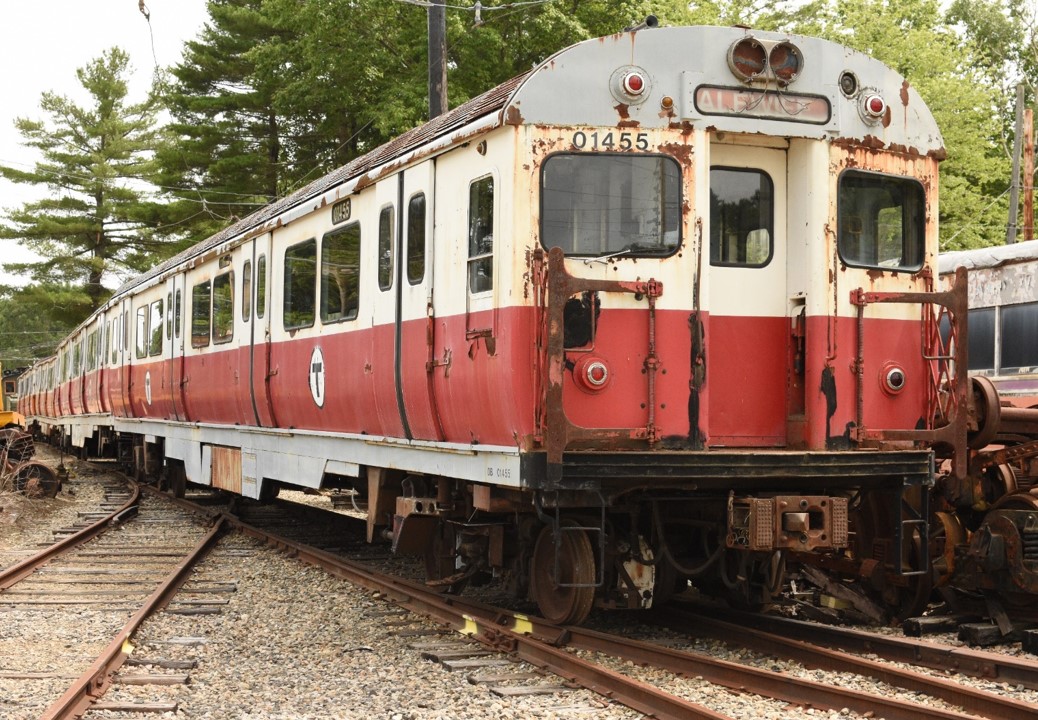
<box><xmin>308</xmin><ymin>346</ymin><xmax>326</xmax><ymax>408</ymax></box>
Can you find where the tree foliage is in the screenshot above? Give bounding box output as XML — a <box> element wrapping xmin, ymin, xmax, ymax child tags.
<box><xmin>0</xmin><ymin>48</ymin><xmax>163</xmax><ymax>314</ymax></box>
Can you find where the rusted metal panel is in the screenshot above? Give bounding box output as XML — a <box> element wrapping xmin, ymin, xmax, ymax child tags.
<box><xmin>210</xmin><ymin>445</ymin><xmax>242</xmax><ymax>494</ymax></box>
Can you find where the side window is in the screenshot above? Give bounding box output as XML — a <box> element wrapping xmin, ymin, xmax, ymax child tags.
<box><xmin>136</xmin><ymin>307</ymin><xmax>148</xmax><ymax>359</ymax></box>
<box><xmin>213</xmin><ymin>272</ymin><xmax>234</xmax><ymax>343</ymax></box>
<box><xmin>710</xmin><ymin>167</ymin><xmax>774</xmax><ymax>267</ymax></box>
<box><xmin>105</xmin><ymin>324</ymin><xmax>111</xmax><ymax>365</ymax></box>
<box><xmin>192</xmin><ymin>281</ymin><xmax>212</xmax><ymax>348</ymax></box>
<box><xmin>284</xmin><ymin>240</ymin><xmax>317</xmax><ymax>330</ymax></box>
<box><xmin>837</xmin><ymin>170</ymin><xmax>925</xmax><ymax>271</ymax></box>
<box><xmin>1000</xmin><ymin>302</ymin><xmax>1038</xmax><ymax>372</ymax></box>
<box><xmin>256</xmin><ymin>254</ymin><xmax>267</xmax><ymax>319</ymax></box>
<box><xmin>468</xmin><ymin>175</ymin><xmax>494</xmax><ymax>293</ymax></box>
<box><xmin>407</xmin><ymin>193</ymin><xmax>426</xmax><ymax>285</ymax></box>
<box><xmin>243</xmin><ymin>260</ymin><xmax>252</xmax><ymax>322</ymax></box>
<box><xmin>378</xmin><ymin>205</ymin><xmax>395</xmax><ymax>291</ymax></box>
<box><xmin>967</xmin><ymin>307</ymin><xmax>995</xmax><ymax>371</ymax></box>
<box><xmin>87</xmin><ymin>331</ymin><xmax>97</xmax><ymax>372</ymax></box>
<box><xmin>166</xmin><ymin>292</ymin><xmax>173</xmax><ymax>339</ymax></box>
<box><xmin>149</xmin><ymin>299</ymin><xmax>163</xmax><ymax>356</ymax></box>
<box><xmin>321</xmin><ymin>223</ymin><xmax>361</xmax><ymax>323</ymax></box>
<box><xmin>175</xmin><ymin>289</ymin><xmax>182</xmax><ymax>339</ymax></box>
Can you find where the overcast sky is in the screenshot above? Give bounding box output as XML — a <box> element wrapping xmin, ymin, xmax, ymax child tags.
<box><xmin>0</xmin><ymin>0</ymin><xmax>210</xmax><ymax>284</ymax></box>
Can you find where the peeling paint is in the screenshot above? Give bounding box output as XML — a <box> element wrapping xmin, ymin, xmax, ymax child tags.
<box><xmin>505</xmin><ymin>106</ymin><xmax>524</xmax><ymax>126</ymax></box>
<box><xmin>900</xmin><ymin>81</ymin><xmax>910</xmax><ymax>108</ymax></box>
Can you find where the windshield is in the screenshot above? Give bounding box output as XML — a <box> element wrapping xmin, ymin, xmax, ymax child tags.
<box><xmin>541</xmin><ymin>154</ymin><xmax>681</xmax><ymax>257</ymax></box>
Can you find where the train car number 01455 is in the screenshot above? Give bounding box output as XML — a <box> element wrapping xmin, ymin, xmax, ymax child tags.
<box><xmin>572</xmin><ymin>130</ymin><xmax>649</xmax><ymax>151</ymax></box>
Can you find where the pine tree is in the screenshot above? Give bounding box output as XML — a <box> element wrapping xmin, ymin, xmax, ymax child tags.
<box><xmin>156</xmin><ymin>0</ymin><xmax>286</xmax><ymax>244</ymax></box>
<box><xmin>0</xmin><ymin>47</ymin><xmax>162</xmax><ymax>316</ymax></box>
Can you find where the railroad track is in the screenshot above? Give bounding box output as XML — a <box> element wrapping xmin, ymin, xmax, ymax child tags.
<box><xmin>7</xmin><ymin>467</ymin><xmax>1038</xmax><ymax>719</ymax></box>
<box><xmin>212</xmin><ymin>492</ymin><xmax>1038</xmax><ymax>720</ymax></box>
<box><xmin>0</xmin><ymin>477</ymin><xmax>225</xmax><ymax>719</ymax></box>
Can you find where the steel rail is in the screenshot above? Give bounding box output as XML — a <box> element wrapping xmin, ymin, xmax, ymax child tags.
<box><xmin>225</xmin><ymin>514</ymin><xmax>1000</xmax><ymax>720</ymax></box>
<box><xmin>226</xmin><ymin>516</ymin><xmax>731</xmax><ymax>720</ymax></box>
<box><xmin>0</xmin><ymin>479</ymin><xmax>140</xmax><ymax>590</ymax></box>
<box><xmin>653</xmin><ymin>607</ymin><xmax>1037</xmax><ymax>720</ymax></box>
<box><xmin>41</xmin><ymin>515</ymin><xmax>228</xmax><ymax>720</ymax></box>
<box><xmin>679</xmin><ymin>604</ymin><xmax>1038</xmax><ymax>691</ymax></box>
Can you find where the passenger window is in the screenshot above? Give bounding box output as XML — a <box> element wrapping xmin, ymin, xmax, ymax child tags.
<box><xmin>136</xmin><ymin>307</ymin><xmax>148</xmax><ymax>359</ymax></box>
<box><xmin>213</xmin><ymin>272</ymin><xmax>234</xmax><ymax>343</ymax></box>
<box><xmin>321</xmin><ymin>223</ymin><xmax>361</xmax><ymax>323</ymax></box>
<box><xmin>967</xmin><ymin>308</ymin><xmax>995</xmax><ymax>371</ymax></box>
<box><xmin>243</xmin><ymin>260</ymin><xmax>252</xmax><ymax>322</ymax></box>
<box><xmin>284</xmin><ymin>239</ymin><xmax>317</xmax><ymax>330</ymax></box>
<box><xmin>150</xmin><ymin>299</ymin><xmax>164</xmax><ymax>356</ymax></box>
<box><xmin>407</xmin><ymin>193</ymin><xmax>426</xmax><ymax>285</ymax></box>
<box><xmin>192</xmin><ymin>281</ymin><xmax>212</xmax><ymax>348</ymax></box>
<box><xmin>838</xmin><ymin>170</ymin><xmax>924</xmax><ymax>271</ymax></box>
<box><xmin>166</xmin><ymin>292</ymin><xmax>173</xmax><ymax>339</ymax></box>
<box><xmin>1000</xmin><ymin>302</ymin><xmax>1038</xmax><ymax>372</ymax></box>
<box><xmin>106</xmin><ymin>321</ymin><xmax>112</xmax><ymax>365</ymax></box>
<box><xmin>542</xmin><ymin>155</ymin><xmax>681</xmax><ymax>256</ymax></box>
<box><xmin>256</xmin><ymin>254</ymin><xmax>266</xmax><ymax>319</ymax></box>
<box><xmin>468</xmin><ymin>176</ymin><xmax>494</xmax><ymax>293</ymax></box>
<box><xmin>710</xmin><ymin>167</ymin><xmax>774</xmax><ymax>267</ymax></box>
<box><xmin>378</xmin><ymin>205</ymin><xmax>395</xmax><ymax>291</ymax></box>
<box><xmin>175</xmin><ymin>290</ymin><xmax>182</xmax><ymax>339</ymax></box>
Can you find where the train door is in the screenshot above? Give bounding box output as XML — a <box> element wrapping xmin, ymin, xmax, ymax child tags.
<box><xmin>248</xmin><ymin>233</ymin><xmax>276</xmax><ymax>427</ymax></box>
<box><xmin>706</xmin><ymin>141</ymin><xmax>789</xmax><ymax>446</ymax></box>
<box><xmin>398</xmin><ymin>162</ymin><xmax>444</xmax><ymax>440</ymax></box>
<box><xmin>120</xmin><ymin>296</ymin><xmax>133</xmax><ymax>417</ymax></box>
<box><xmin>168</xmin><ymin>274</ymin><xmax>186</xmax><ymax>421</ymax></box>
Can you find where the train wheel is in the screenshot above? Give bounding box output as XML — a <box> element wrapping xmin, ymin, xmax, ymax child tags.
<box><xmin>13</xmin><ymin>462</ymin><xmax>60</xmax><ymax>499</ymax></box>
<box><xmin>850</xmin><ymin>490</ymin><xmax>933</xmax><ymax>621</ymax></box>
<box><xmin>529</xmin><ymin>521</ymin><xmax>595</xmax><ymax>625</ymax></box>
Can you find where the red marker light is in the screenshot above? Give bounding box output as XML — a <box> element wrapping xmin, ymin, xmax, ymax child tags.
<box><xmin>622</xmin><ymin>72</ymin><xmax>646</xmax><ymax>96</ymax></box>
<box><xmin>864</xmin><ymin>94</ymin><xmax>886</xmax><ymax>118</ymax></box>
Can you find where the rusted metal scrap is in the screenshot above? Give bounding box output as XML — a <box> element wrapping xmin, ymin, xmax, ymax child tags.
<box><xmin>0</xmin><ymin>428</ymin><xmax>60</xmax><ymax>498</ymax></box>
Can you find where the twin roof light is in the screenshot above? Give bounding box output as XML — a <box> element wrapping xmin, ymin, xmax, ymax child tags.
<box><xmin>727</xmin><ymin>37</ymin><xmax>804</xmax><ymax>85</ymax></box>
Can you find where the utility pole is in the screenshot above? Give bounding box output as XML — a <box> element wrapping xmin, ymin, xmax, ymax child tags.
<box><xmin>1025</xmin><ymin>108</ymin><xmax>1034</xmax><ymax>242</ymax></box>
<box><xmin>428</xmin><ymin>0</ymin><xmax>448</xmax><ymax>120</ymax></box>
<box><xmin>1007</xmin><ymin>84</ymin><xmax>1024</xmax><ymax>244</ymax></box>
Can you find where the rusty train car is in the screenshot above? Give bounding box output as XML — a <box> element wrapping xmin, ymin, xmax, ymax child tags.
<box><xmin>20</xmin><ymin>24</ymin><xmax>1001</xmax><ymax>623</ymax></box>
<box><xmin>937</xmin><ymin>241</ymin><xmax>1038</xmax><ymax>606</ymax></box>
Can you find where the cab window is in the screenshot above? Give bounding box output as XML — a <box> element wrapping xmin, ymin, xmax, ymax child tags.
<box><xmin>710</xmin><ymin>167</ymin><xmax>774</xmax><ymax>267</ymax></box>
<box><xmin>838</xmin><ymin>170</ymin><xmax>924</xmax><ymax>271</ymax></box>
<box><xmin>541</xmin><ymin>155</ymin><xmax>680</xmax><ymax>257</ymax></box>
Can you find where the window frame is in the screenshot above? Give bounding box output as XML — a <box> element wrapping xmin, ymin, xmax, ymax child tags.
<box><xmin>212</xmin><ymin>271</ymin><xmax>235</xmax><ymax>344</ymax></box>
<box><xmin>378</xmin><ymin>204</ymin><xmax>395</xmax><ymax>292</ymax></box>
<box><xmin>135</xmin><ymin>306</ymin><xmax>149</xmax><ymax>359</ymax></box>
<box><xmin>191</xmin><ymin>280</ymin><xmax>213</xmax><ymax>349</ymax></box>
<box><xmin>467</xmin><ymin>174</ymin><xmax>496</xmax><ymax>294</ymax></box>
<box><xmin>836</xmin><ymin>168</ymin><xmax>926</xmax><ymax>273</ymax></box>
<box><xmin>320</xmin><ymin>222</ymin><xmax>362</xmax><ymax>325</ymax></box>
<box><xmin>406</xmin><ymin>192</ymin><xmax>427</xmax><ymax>285</ymax></box>
<box><xmin>708</xmin><ymin>165</ymin><xmax>775</xmax><ymax>268</ymax></box>
<box><xmin>539</xmin><ymin>152</ymin><xmax>683</xmax><ymax>259</ymax></box>
<box><xmin>283</xmin><ymin>238</ymin><xmax>318</xmax><ymax>331</ymax></box>
<box><xmin>149</xmin><ymin>299</ymin><xmax>164</xmax><ymax>357</ymax></box>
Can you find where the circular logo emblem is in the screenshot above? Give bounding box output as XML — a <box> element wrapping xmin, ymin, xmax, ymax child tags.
<box><xmin>144</xmin><ymin>371</ymin><xmax>152</xmax><ymax>406</ymax></box>
<box><xmin>308</xmin><ymin>346</ymin><xmax>326</xmax><ymax>408</ymax></box>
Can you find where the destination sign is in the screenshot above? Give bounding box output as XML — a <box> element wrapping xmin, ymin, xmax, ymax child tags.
<box><xmin>694</xmin><ymin>85</ymin><xmax>831</xmax><ymax>125</ymax></box>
